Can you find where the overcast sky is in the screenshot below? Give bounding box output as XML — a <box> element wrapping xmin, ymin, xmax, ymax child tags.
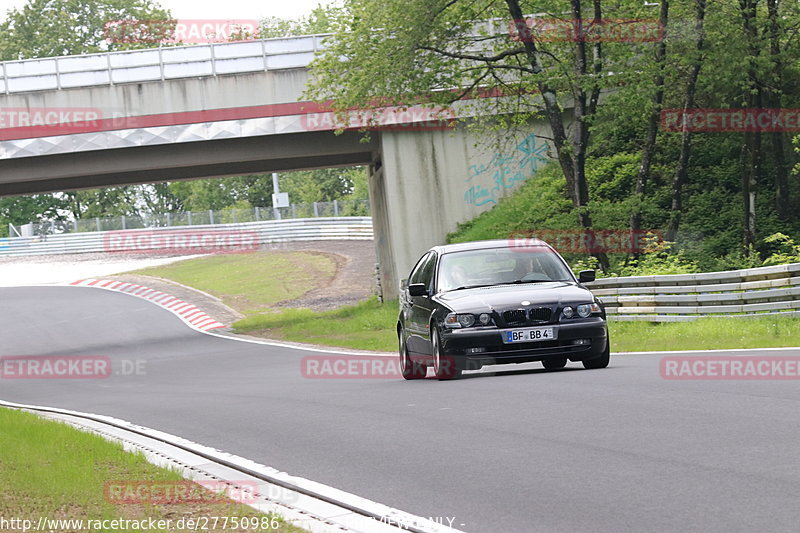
<box><xmin>0</xmin><ymin>0</ymin><xmax>325</xmax><ymax>21</ymax></box>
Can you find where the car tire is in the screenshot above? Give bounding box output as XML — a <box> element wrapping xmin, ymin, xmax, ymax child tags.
<box><xmin>432</xmin><ymin>327</ymin><xmax>463</xmax><ymax>380</ymax></box>
<box><xmin>582</xmin><ymin>341</ymin><xmax>610</xmax><ymax>369</ymax></box>
<box><xmin>542</xmin><ymin>356</ymin><xmax>568</xmax><ymax>370</ymax></box>
<box><xmin>398</xmin><ymin>329</ymin><xmax>427</xmax><ymax>380</ymax></box>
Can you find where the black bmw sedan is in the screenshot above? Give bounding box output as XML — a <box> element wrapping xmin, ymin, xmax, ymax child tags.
<box><xmin>397</xmin><ymin>239</ymin><xmax>610</xmax><ymax>380</ymax></box>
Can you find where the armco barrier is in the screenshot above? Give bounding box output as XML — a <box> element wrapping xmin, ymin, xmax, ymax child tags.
<box><xmin>0</xmin><ymin>217</ymin><xmax>372</xmax><ymax>256</ymax></box>
<box><xmin>586</xmin><ymin>263</ymin><xmax>800</xmax><ymax>322</ymax></box>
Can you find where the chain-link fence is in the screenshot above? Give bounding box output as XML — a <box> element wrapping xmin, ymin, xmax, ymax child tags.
<box><xmin>18</xmin><ymin>199</ymin><xmax>370</xmax><ymax>236</ymax></box>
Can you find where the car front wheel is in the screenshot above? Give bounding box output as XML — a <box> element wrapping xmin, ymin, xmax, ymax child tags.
<box><xmin>399</xmin><ymin>329</ymin><xmax>426</xmax><ymax>380</ymax></box>
<box><xmin>582</xmin><ymin>342</ymin><xmax>610</xmax><ymax>369</ymax></box>
<box><xmin>432</xmin><ymin>328</ymin><xmax>463</xmax><ymax>380</ymax></box>
<box><xmin>542</xmin><ymin>356</ymin><xmax>568</xmax><ymax>370</ymax></box>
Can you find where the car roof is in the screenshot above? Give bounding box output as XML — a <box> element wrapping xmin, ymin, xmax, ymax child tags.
<box><xmin>430</xmin><ymin>239</ymin><xmax>554</xmax><ymax>255</ymax></box>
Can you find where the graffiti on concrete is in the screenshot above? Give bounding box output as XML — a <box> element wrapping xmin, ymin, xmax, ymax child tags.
<box><xmin>464</xmin><ymin>133</ymin><xmax>549</xmax><ymax>206</ymax></box>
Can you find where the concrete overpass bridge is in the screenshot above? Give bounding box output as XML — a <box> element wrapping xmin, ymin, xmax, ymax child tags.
<box><xmin>0</xmin><ymin>35</ymin><xmax>554</xmax><ymax>297</ymax></box>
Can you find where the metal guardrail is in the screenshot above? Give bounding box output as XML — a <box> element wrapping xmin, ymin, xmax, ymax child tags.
<box><xmin>586</xmin><ymin>263</ymin><xmax>800</xmax><ymax>321</ymax></box>
<box><xmin>17</xmin><ymin>199</ymin><xmax>370</xmax><ymax>236</ymax></box>
<box><xmin>0</xmin><ymin>34</ymin><xmax>330</xmax><ymax>94</ymax></box>
<box><xmin>0</xmin><ymin>217</ymin><xmax>373</xmax><ymax>256</ymax></box>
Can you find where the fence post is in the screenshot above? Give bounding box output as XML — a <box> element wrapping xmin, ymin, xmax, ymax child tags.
<box><xmin>334</xmin><ymin>199</ymin><xmax>339</xmax><ymax>216</ymax></box>
<box><xmin>121</xmin><ymin>215</ymin><xmax>126</xmax><ymax>230</ymax></box>
<box><xmin>232</xmin><ymin>209</ymin><xmax>237</xmax><ymax>223</ymax></box>
<box><xmin>313</xmin><ymin>202</ymin><xmax>319</xmax><ymax>217</ymax></box>
<box><xmin>95</xmin><ymin>218</ymin><xmax>101</xmax><ymax>232</ymax></box>
<box><xmin>255</xmin><ymin>207</ymin><xmax>260</xmax><ymax>221</ymax></box>
<box><xmin>209</xmin><ymin>210</ymin><xmax>214</xmax><ymax>225</ymax></box>
<box><xmin>73</xmin><ymin>219</ymin><xmax>78</xmax><ymax>233</ymax></box>
<box><xmin>166</xmin><ymin>212</ymin><xmax>171</xmax><ymax>226</ymax></box>
<box><xmin>188</xmin><ymin>211</ymin><xmax>193</xmax><ymax>226</ymax></box>
<box><xmin>291</xmin><ymin>204</ymin><xmax>296</xmax><ymax>218</ymax></box>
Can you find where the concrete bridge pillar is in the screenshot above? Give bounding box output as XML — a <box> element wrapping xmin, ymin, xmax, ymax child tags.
<box><xmin>369</xmin><ymin>124</ymin><xmax>553</xmax><ymax>300</ymax></box>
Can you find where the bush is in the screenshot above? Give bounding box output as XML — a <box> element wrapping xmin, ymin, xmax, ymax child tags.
<box><xmin>617</xmin><ymin>235</ymin><xmax>699</xmax><ymax>276</ymax></box>
<box><xmin>762</xmin><ymin>233</ymin><xmax>800</xmax><ymax>266</ymax></box>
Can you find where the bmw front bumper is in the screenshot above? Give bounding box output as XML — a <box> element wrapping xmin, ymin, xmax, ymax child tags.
<box><xmin>440</xmin><ymin>319</ymin><xmax>608</xmax><ymax>366</ymax></box>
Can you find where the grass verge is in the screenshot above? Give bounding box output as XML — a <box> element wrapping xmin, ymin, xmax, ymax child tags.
<box><xmin>233</xmin><ymin>297</ymin><xmax>398</xmax><ymax>352</ymax></box>
<box><xmin>0</xmin><ymin>407</ymin><xmax>305</xmax><ymax>532</ymax></box>
<box><xmin>131</xmin><ymin>251</ymin><xmax>336</xmax><ymax>313</ymax></box>
<box><xmin>234</xmin><ymin>299</ymin><xmax>800</xmax><ymax>353</ymax></box>
<box><xmin>609</xmin><ymin>317</ymin><xmax>800</xmax><ymax>352</ymax></box>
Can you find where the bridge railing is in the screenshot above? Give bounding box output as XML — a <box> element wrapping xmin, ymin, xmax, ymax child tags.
<box><xmin>0</xmin><ymin>34</ymin><xmax>330</xmax><ymax>94</ymax></box>
<box><xmin>585</xmin><ymin>263</ymin><xmax>800</xmax><ymax>321</ymax></box>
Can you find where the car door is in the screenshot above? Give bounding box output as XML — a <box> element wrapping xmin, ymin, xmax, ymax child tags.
<box><xmin>401</xmin><ymin>252</ymin><xmax>429</xmax><ymax>353</ymax></box>
<box><xmin>407</xmin><ymin>252</ymin><xmax>438</xmax><ymax>355</ymax></box>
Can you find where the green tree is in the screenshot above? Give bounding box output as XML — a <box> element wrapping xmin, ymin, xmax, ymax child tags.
<box><xmin>259</xmin><ymin>3</ymin><xmax>340</xmax><ymax>38</ymax></box>
<box><xmin>0</xmin><ymin>0</ymin><xmax>172</xmax><ymax>229</ymax></box>
<box><xmin>62</xmin><ymin>187</ymin><xmax>141</xmax><ymax>220</ymax></box>
<box><xmin>305</xmin><ymin>0</ymin><xmax>667</xmax><ymax>269</ymax></box>
<box><xmin>0</xmin><ymin>0</ymin><xmax>172</xmax><ymax>59</ymax></box>
<box><xmin>0</xmin><ymin>195</ymin><xmax>66</xmax><ymax>237</ymax></box>
<box><xmin>278</xmin><ymin>167</ymin><xmax>362</xmax><ymax>204</ymax></box>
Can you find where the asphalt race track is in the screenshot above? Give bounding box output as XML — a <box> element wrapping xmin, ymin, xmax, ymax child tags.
<box><xmin>2</xmin><ymin>286</ymin><xmax>800</xmax><ymax>532</ymax></box>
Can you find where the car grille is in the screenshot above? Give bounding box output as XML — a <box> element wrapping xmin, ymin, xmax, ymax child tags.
<box><xmin>503</xmin><ymin>309</ymin><xmax>527</xmax><ymax>324</ymax></box>
<box><xmin>529</xmin><ymin>307</ymin><xmax>552</xmax><ymax>322</ymax></box>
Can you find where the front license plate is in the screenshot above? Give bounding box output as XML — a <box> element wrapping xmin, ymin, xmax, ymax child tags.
<box><xmin>503</xmin><ymin>328</ymin><xmax>556</xmax><ymax>343</ymax></box>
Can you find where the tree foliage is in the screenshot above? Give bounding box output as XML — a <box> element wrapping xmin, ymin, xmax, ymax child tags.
<box><xmin>0</xmin><ymin>1</ymin><xmax>365</xmax><ymax>234</ymax></box>
<box><xmin>0</xmin><ymin>0</ymin><xmax>171</xmax><ymax>59</ymax></box>
<box><xmin>259</xmin><ymin>3</ymin><xmax>339</xmax><ymax>38</ymax></box>
<box><xmin>308</xmin><ymin>0</ymin><xmax>800</xmax><ymax>265</ymax></box>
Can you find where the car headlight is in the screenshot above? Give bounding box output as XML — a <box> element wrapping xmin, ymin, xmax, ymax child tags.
<box><xmin>445</xmin><ymin>313</ymin><xmax>477</xmax><ymax>328</ymax></box>
<box><xmin>444</xmin><ymin>313</ymin><xmax>483</xmax><ymax>328</ymax></box>
<box><xmin>562</xmin><ymin>306</ymin><xmax>574</xmax><ymax>318</ymax></box>
<box><xmin>576</xmin><ymin>303</ymin><xmax>601</xmax><ymax>318</ymax></box>
<box><xmin>444</xmin><ymin>313</ymin><xmax>461</xmax><ymax>328</ymax></box>
<box><xmin>458</xmin><ymin>314</ymin><xmax>475</xmax><ymax>327</ymax></box>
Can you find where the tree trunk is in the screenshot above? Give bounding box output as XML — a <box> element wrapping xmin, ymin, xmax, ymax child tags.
<box><xmin>766</xmin><ymin>0</ymin><xmax>790</xmax><ymax>219</ymax></box>
<box><xmin>741</xmin><ymin>131</ymin><xmax>760</xmax><ymax>249</ymax></box>
<box><xmin>505</xmin><ymin>0</ymin><xmax>609</xmax><ymax>270</ymax></box>
<box><xmin>667</xmin><ymin>0</ymin><xmax>706</xmax><ymax>242</ymax></box>
<box><xmin>739</xmin><ymin>0</ymin><xmax>761</xmax><ymax>250</ymax></box>
<box><xmin>631</xmin><ymin>0</ymin><xmax>670</xmax><ymax>243</ymax></box>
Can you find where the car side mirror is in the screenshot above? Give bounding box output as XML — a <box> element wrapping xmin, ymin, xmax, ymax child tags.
<box><xmin>578</xmin><ymin>270</ymin><xmax>596</xmax><ymax>283</ymax></box>
<box><xmin>408</xmin><ymin>283</ymin><xmax>429</xmax><ymax>297</ymax></box>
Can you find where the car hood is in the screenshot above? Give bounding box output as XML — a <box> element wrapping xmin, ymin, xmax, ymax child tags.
<box><xmin>435</xmin><ymin>282</ymin><xmax>594</xmax><ymax>312</ymax></box>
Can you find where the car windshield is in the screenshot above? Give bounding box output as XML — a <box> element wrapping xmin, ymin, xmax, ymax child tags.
<box><xmin>437</xmin><ymin>246</ymin><xmax>573</xmax><ymax>292</ymax></box>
